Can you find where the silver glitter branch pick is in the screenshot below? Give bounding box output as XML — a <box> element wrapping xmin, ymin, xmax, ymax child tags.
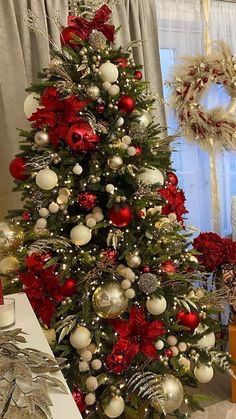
<box><xmin>26</xmin><ymin>10</ymin><xmax>60</xmax><ymax>52</ymax></box>
<box><xmin>28</xmin><ymin>238</ymin><xmax>71</xmax><ymax>254</ymax></box>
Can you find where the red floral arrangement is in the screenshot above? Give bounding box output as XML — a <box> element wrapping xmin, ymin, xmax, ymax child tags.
<box><xmin>193</xmin><ymin>232</ymin><xmax>236</xmax><ymax>272</ymax></box>
<box><xmin>105</xmin><ymin>306</ymin><xmax>166</xmax><ymax>374</ymax></box>
<box><xmin>159</xmin><ymin>184</ymin><xmax>188</xmax><ymax>222</ymax></box>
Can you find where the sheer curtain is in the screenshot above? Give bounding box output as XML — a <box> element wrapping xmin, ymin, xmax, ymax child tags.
<box><xmin>156</xmin><ymin>0</ymin><xmax>236</xmax><ymax>236</ymax></box>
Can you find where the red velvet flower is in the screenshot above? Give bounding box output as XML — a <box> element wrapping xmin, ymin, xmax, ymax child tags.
<box><xmin>78</xmin><ymin>192</ymin><xmax>97</xmax><ymax>210</ymax></box>
<box><xmin>105</xmin><ymin>307</ymin><xmax>166</xmax><ymax>374</ymax></box>
<box><xmin>25</xmin><ymin>252</ymin><xmax>51</xmax><ymax>273</ymax></box>
<box><xmin>159</xmin><ymin>185</ymin><xmax>188</xmax><ymax>222</ymax></box>
<box><xmin>19</xmin><ymin>265</ymin><xmax>64</xmax><ymax>327</ymax></box>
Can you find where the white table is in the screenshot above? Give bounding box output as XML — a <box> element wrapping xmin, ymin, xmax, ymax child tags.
<box><xmin>6</xmin><ymin>292</ymin><xmax>82</xmax><ymax>419</ymax></box>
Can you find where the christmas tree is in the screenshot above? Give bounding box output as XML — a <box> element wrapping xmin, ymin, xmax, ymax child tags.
<box><xmin>2</xmin><ymin>2</ymin><xmax>234</xmax><ymax>418</ymax></box>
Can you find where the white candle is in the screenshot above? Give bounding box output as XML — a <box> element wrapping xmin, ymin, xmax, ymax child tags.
<box><xmin>0</xmin><ymin>298</ymin><xmax>15</xmax><ymax>328</ymax></box>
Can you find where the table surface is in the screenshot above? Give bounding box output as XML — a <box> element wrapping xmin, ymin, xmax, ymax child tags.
<box><xmin>6</xmin><ymin>292</ymin><xmax>82</xmax><ymax>419</ymax></box>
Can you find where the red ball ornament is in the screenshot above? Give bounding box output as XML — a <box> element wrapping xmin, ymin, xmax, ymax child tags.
<box><xmin>108</xmin><ymin>205</ymin><xmax>133</xmax><ymax>227</ymax></box>
<box><xmin>166</xmin><ymin>171</ymin><xmax>178</xmax><ymax>186</ymax></box>
<box><xmin>61</xmin><ymin>278</ymin><xmax>77</xmax><ymax>297</ymax></box>
<box><xmin>66</xmin><ymin>121</ymin><xmax>100</xmax><ymax>152</ymax></box>
<box><xmin>100</xmin><ymin>248</ymin><xmax>118</xmax><ymax>264</ymax></box>
<box><xmin>114</xmin><ymin>57</ymin><xmax>128</xmax><ymax>69</ymax></box>
<box><xmin>135</xmin><ymin>146</ymin><xmax>143</xmax><ymax>155</ymax></box>
<box><xmin>161</xmin><ymin>260</ymin><xmax>177</xmax><ymax>274</ymax></box>
<box><xmin>118</xmin><ymin>95</ymin><xmax>135</xmax><ymax>114</ymax></box>
<box><xmin>164</xmin><ymin>348</ymin><xmax>173</xmax><ymax>358</ymax></box>
<box><xmin>78</xmin><ymin>192</ymin><xmax>97</xmax><ymax>210</ymax></box>
<box><xmin>22</xmin><ymin>211</ymin><xmax>31</xmax><ymax>221</ymax></box>
<box><xmin>134</xmin><ymin>70</ymin><xmax>143</xmax><ymax>80</ymax></box>
<box><xmin>72</xmin><ymin>386</ymin><xmax>86</xmax><ymax>413</ymax></box>
<box><xmin>60</xmin><ymin>27</ymin><xmax>82</xmax><ymax>48</ymax></box>
<box><xmin>25</xmin><ymin>252</ymin><xmax>51</xmax><ymax>273</ymax></box>
<box><xmin>143</xmin><ymin>265</ymin><xmax>150</xmax><ymax>273</ymax></box>
<box><xmin>176</xmin><ymin>311</ymin><xmax>200</xmax><ymax>331</ymax></box>
<box><xmin>9</xmin><ymin>157</ymin><xmax>29</xmax><ymax>181</ymax></box>
<box><xmin>95</xmin><ymin>103</ymin><xmax>106</xmax><ymax>114</ymax></box>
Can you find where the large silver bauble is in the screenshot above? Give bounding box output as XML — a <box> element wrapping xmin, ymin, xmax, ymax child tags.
<box><xmin>86</xmin><ymin>85</ymin><xmax>101</xmax><ymax>100</ymax></box>
<box><xmin>92</xmin><ymin>282</ymin><xmax>128</xmax><ymax>319</ymax></box>
<box><xmin>108</xmin><ymin>156</ymin><xmax>123</xmax><ymax>171</ymax></box>
<box><xmin>137</xmin><ymin>109</ymin><xmax>152</xmax><ymax>127</ymax></box>
<box><xmin>160</xmin><ymin>374</ymin><xmax>184</xmax><ymax>413</ymax></box>
<box><xmin>34</xmin><ymin>130</ymin><xmax>49</xmax><ymax>147</ymax></box>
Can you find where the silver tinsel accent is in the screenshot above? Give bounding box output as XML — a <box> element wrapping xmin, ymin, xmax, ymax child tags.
<box><xmin>138</xmin><ymin>273</ymin><xmax>159</xmax><ymax>294</ymax></box>
<box><xmin>28</xmin><ymin>237</ymin><xmax>71</xmax><ymax>254</ymax></box>
<box><xmin>88</xmin><ymin>30</ymin><xmax>107</xmax><ymax>51</ymax></box>
<box><xmin>129</xmin><ymin>122</ymin><xmax>148</xmax><ymax>141</ymax></box>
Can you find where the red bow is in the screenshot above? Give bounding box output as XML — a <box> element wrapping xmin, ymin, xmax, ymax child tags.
<box><xmin>68</xmin><ymin>5</ymin><xmax>115</xmax><ymax>42</ymax></box>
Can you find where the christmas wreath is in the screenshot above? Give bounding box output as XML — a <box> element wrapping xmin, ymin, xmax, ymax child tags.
<box><xmin>169</xmin><ymin>41</ymin><xmax>236</xmax><ymax>150</ymax></box>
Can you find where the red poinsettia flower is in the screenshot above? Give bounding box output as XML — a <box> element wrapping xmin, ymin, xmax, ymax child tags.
<box><xmin>29</xmin><ymin>108</ymin><xmax>57</xmax><ymax>128</ymax></box>
<box><xmin>105</xmin><ymin>307</ymin><xmax>166</xmax><ymax>374</ymax></box>
<box><xmin>62</xmin><ymin>96</ymin><xmax>91</xmax><ymax>124</ymax></box>
<box><xmin>41</xmin><ymin>87</ymin><xmax>63</xmax><ymax>111</ymax></box>
<box><xmin>159</xmin><ymin>184</ymin><xmax>188</xmax><ymax>222</ymax></box>
<box><xmin>19</xmin><ymin>264</ymin><xmax>64</xmax><ymax>327</ymax></box>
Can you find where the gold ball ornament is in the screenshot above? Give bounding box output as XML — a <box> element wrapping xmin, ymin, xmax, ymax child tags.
<box><xmin>104</xmin><ymin>396</ymin><xmax>125</xmax><ymax>418</ymax></box>
<box><xmin>42</xmin><ymin>327</ymin><xmax>56</xmax><ymax>347</ymax></box>
<box><xmin>0</xmin><ymin>221</ymin><xmax>24</xmax><ymax>253</ymax></box>
<box><xmin>92</xmin><ymin>282</ymin><xmax>128</xmax><ymax>319</ymax></box>
<box><xmin>108</xmin><ymin>156</ymin><xmax>123</xmax><ymax>171</ymax></box>
<box><xmin>0</xmin><ymin>256</ymin><xmax>19</xmax><ymax>274</ymax></box>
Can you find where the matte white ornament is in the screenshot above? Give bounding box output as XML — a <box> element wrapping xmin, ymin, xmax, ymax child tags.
<box><xmin>102</xmin><ymin>81</ymin><xmax>112</xmax><ymax>91</ymax></box>
<box><xmin>91</xmin><ymin>359</ymin><xmax>102</xmax><ymax>370</ymax></box>
<box><xmin>138</xmin><ymin>167</ymin><xmax>164</xmax><ymax>186</ymax></box>
<box><xmin>117</xmin><ymin>264</ymin><xmax>126</xmax><ymax>274</ymax></box>
<box><xmin>108</xmin><ymin>156</ymin><xmax>123</xmax><ymax>171</ymax></box>
<box><xmin>137</xmin><ymin>109</ymin><xmax>152</xmax><ymax>127</ymax></box>
<box><xmin>93</xmin><ymin>211</ymin><xmax>104</xmax><ymax>222</ymax></box>
<box><xmin>127</xmin><ymin>146</ymin><xmax>136</xmax><ymax>156</ymax></box>
<box><xmin>194</xmin><ymin>363</ymin><xmax>214</xmax><ymax>383</ymax></box>
<box><xmin>86</xmin><ymin>217</ymin><xmax>97</xmax><ymax>228</ymax></box>
<box><xmin>106</xmin><ymin>184</ymin><xmax>115</xmax><ymax>194</ymax></box>
<box><xmin>167</xmin><ymin>335</ymin><xmax>178</xmax><ymax>347</ymax></box>
<box><xmin>86</xmin><ymin>377</ymin><xmax>98</xmax><ymax>391</ymax></box>
<box><xmin>39</xmin><ymin>208</ymin><xmax>49</xmax><ymax>218</ymax></box>
<box><xmin>79</xmin><ymin>361</ymin><xmax>89</xmax><ymax>372</ymax></box>
<box><xmin>86</xmin><ymin>85</ymin><xmax>101</xmax><ymax>100</ymax></box>
<box><xmin>122</xmin><ymin>135</ymin><xmax>131</xmax><ymax>145</ymax></box>
<box><xmin>70</xmin><ymin>326</ymin><xmax>91</xmax><ymax>349</ymax></box>
<box><xmin>36</xmin><ymin>218</ymin><xmax>47</xmax><ymax>230</ymax></box>
<box><xmin>116</xmin><ymin>117</ymin><xmax>124</xmax><ymax>126</ymax></box>
<box><xmin>170</xmin><ymin>346</ymin><xmax>179</xmax><ymax>356</ymax></box>
<box><xmin>99</xmin><ymin>61</ymin><xmax>119</xmax><ymax>83</ymax></box>
<box><xmin>24</xmin><ymin>92</ymin><xmax>41</xmax><ymax>118</ymax></box>
<box><xmin>104</xmin><ymin>396</ymin><xmax>125</xmax><ymax>418</ymax></box>
<box><xmin>179</xmin><ymin>358</ymin><xmax>190</xmax><ymax>369</ymax></box>
<box><xmin>126</xmin><ymin>254</ymin><xmax>141</xmax><ymax>268</ymax></box>
<box><xmin>36</xmin><ymin>168</ymin><xmax>58</xmax><ymax>190</ymax></box>
<box><xmin>189</xmin><ymin>255</ymin><xmax>198</xmax><ymax>263</ymax></box>
<box><xmin>108</xmin><ymin>84</ymin><xmax>120</xmax><ymax>97</ymax></box>
<box><xmin>125</xmin><ymin>288</ymin><xmax>135</xmax><ymax>299</ymax></box>
<box><xmin>0</xmin><ymin>256</ymin><xmax>19</xmax><ymax>274</ymax></box>
<box><xmin>70</xmin><ymin>225</ymin><xmax>92</xmax><ymax>246</ymax></box>
<box><xmin>49</xmin><ymin>202</ymin><xmax>59</xmax><ymax>213</ymax></box>
<box><xmin>85</xmin><ymin>393</ymin><xmax>96</xmax><ymax>405</ymax></box>
<box><xmin>146</xmin><ymin>296</ymin><xmax>167</xmax><ymax>315</ymax></box>
<box><xmin>122</xmin><ymin>267</ymin><xmax>135</xmax><ymax>282</ymax></box>
<box><xmin>34</xmin><ymin>130</ymin><xmax>49</xmax><ymax>147</ymax></box>
<box><xmin>73</xmin><ymin>163</ymin><xmax>83</xmax><ymax>175</ymax></box>
<box><xmin>155</xmin><ymin>339</ymin><xmax>164</xmax><ymax>350</ymax></box>
<box><xmin>121</xmin><ymin>279</ymin><xmax>131</xmax><ymax>290</ymax></box>
<box><xmin>168</xmin><ymin>213</ymin><xmax>177</xmax><ymax>222</ymax></box>
<box><xmin>178</xmin><ymin>342</ymin><xmax>187</xmax><ymax>352</ymax></box>
<box><xmin>80</xmin><ymin>349</ymin><xmax>92</xmax><ymax>362</ymax></box>
<box><xmin>194</xmin><ymin>324</ymin><xmax>215</xmax><ymax>349</ymax></box>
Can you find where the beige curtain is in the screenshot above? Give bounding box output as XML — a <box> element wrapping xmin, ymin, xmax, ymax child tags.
<box><xmin>0</xmin><ymin>0</ymin><xmax>68</xmax><ymax>219</ymax></box>
<box><xmin>113</xmin><ymin>0</ymin><xmax>166</xmax><ymax>126</ymax></box>
<box><xmin>0</xmin><ymin>0</ymin><xmax>164</xmax><ymax>219</ymax></box>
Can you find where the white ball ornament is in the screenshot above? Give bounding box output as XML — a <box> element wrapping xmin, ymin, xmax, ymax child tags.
<box><xmin>170</xmin><ymin>346</ymin><xmax>179</xmax><ymax>356</ymax></box>
<box><xmin>93</xmin><ymin>211</ymin><xmax>104</xmax><ymax>223</ymax></box>
<box><xmin>155</xmin><ymin>340</ymin><xmax>164</xmax><ymax>350</ymax></box>
<box><xmin>122</xmin><ymin>267</ymin><xmax>135</xmax><ymax>282</ymax></box>
<box><xmin>194</xmin><ymin>324</ymin><xmax>215</xmax><ymax>350</ymax></box>
<box><xmin>179</xmin><ymin>358</ymin><xmax>191</xmax><ymax>369</ymax></box>
<box><xmin>70</xmin><ymin>326</ymin><xmax>91</xmax><ymax>350</ymax></box>
<box><xmin>168</xmin><ymin>213</ymin><xmax>177</xmax><ymax>222</ymax></box>
<box><xmin>122</xmin><ymin>135</ymin><xmax>131</xmax><ymax>145</ymax></box>
<box><xmin>104</xmin><ymin>396</ymin><xmax>125</xmax><ymax>418</ymax></box>
<box><xmin>79</xmin><ymin>361</ymin><xmax>89</xmax><ymax>372</ymax></box>
<box><xmin>108</xmin><ymin>84</ymin><xmax>120</xmax><ymax>97</ymax></box>
<box><xmin>194</xmin><ymin>363</ymin><xmax>214</xmax><ymax>383</ymax></box>
<box><xmin>49</xmin><ymin>202</ymin><xmax>59</xmax><ymax>213</ymax></box>
<box><xmin>126</xmin><ymin>254</ymin><xmax>141</xmax><ymax>268</ymax></box>
<box><xmin>167</xmin><ymin>336</ymin><xmax>178</xmax><ymax>347</ymax></box>
<box><xmin>108</xmin><ymin>156</ymin><xmax>123</xmax><ymax>171</ymax></box>
<box><xmin>36</xmin><ymin>168</ymin><xmax>58</xmax><ymax>190</ymax></box>
<box><xmin>73</xmin><ymin>163</ymin><xmax>83</xmax><ymax>175</ymax></box>
<box><xmin>86</xmin><ymin>217</ymin><xmax>97</xmax><ymax>228</ymax></box>
<box><xmin>80</xmin><ymin>349</ymin><xmax>93</xmax><ymax>362</ymax></box>
<box><xmin>189</xmin><ymin>255</ymin><xmax>198</xmax><ymax>263</ymax></box>
<box><xmin>106</xmin><ymin>184</ymin><xmax>115</xmax><ymax>194</ymax></box>
<box><xmin>121</xmin><ymin>279</ymin><xmax>131</xmax><ymax>290</ymax></box>
<box><xmin>160</xmin><ymin>375</ymin><xmax>184</xmax><ymax>413</ymax></box>
<box><xmin>91</xmin><ymin>359</ymin><xmax>102</xmax><ymax>370</ymax></box>
<box><xmin>86</xmin><ymin>377</ymin><xmax>98</xmax><ymax>391</ymax></box>
<box><xmin>146</xmin><ymin>295</ymin><xmax>167</xmax><ymax>315</ymax></box>
<box><xmin>0</xmin><ymin>256</ymin><xmax>19</xmax><ymax>274</ymax></box>
<box><xmin>138</xmin><ymin>167</ymin><xmax>164</xmax><ymax>186</ymax></box>
<box><xmin>102</xmin><ymin>81</ymin><xmax>112</xmax><ymax>91</ymax></box>
<box><xmin>34</xmin><ymin>130</ymin><xmax>49</xmax><ymax>147</ymax></box>
<box><xmin>85</xmin><ymin>393</ymin><xmax>96</xmax><ymax>405</ymax></box>
<box><xmin>36</xmin><ymin>218</ymin><xmax>47</xmax><ymax>230</ymax></box>
<box><xmin>127</xmin><ymin>146</ymin><xmax>136</xmax><ymax>156</ymax></box>
<box><xmin>178</xmin><ymin>342</ymin><xmax>187</xmax><ymax>352</ymax></box>
<box><xmin>70</xmin><ymin>225</ymin><xmax>92</xmax><ymax>246</ymax></box>
<box><xmin>99</xmin><ymin>61</ymin><xmax>119</xmax><ymax>83</ymax></box>
<box><xmin>117</xmin><ymin>264</ymin><xmax>126</xmax><ymax>274</ymax></box>
<box><xmin>116</xmin><ymin>117</ymin><xmax>124</xmax><ymax>127</ymax></box>
<box><xmin>24</xmin><ymin>92</ymin><xmax>41</xmax><ymax>118</ymax></box>
<box><xmin>125</xmin><ymin>288</ymin><xmax>135</xmax><ymax>299</ymax></box>
<box><xmin>39</xmin><ymin>208</ymin><xmax>49</xmax><ymax>218</ymax></box>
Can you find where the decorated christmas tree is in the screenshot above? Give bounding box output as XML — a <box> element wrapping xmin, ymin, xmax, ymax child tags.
<box><xmin>2</xmin><ymin>2</ymin><xmax>235</xmax><ymax>418</ymax></box>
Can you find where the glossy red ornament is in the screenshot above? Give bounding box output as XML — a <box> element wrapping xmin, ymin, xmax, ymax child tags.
<box><xmin>108</xmin><ymin>205</ymin><xmax>133</xmax><ymax>227</ymax></box>
<box><xmin>78</xmin><ymin>192</ymin><xmax>97</xmax><ymax>210</ymax></box>
<box><xmin>176</xmin><ymin>311</ymin><xmax>200</xmax><ymax>331</ymax></box>
<box><xmin>118</xmin><ymin>95</ymin><xmax>135</xmax><ymax>114</ymax></box>
<box><xmin>164</xmin><ymin>348</ymin><xmax>173</xmax><ymax>358</ymax></box>
<box><xmin>25</xmin><ymin>252</ymin><xmax>51</xmax><ymax>273</ymax></box>
<box><xmin>61</xmin><ymin>278</ymin><xmax>77</xmax><ymax>297</ymax></box>
<box><xmin>100</xmin><ymin>248</ymin><xmax>118</xmax><ymax>264</ymax></box>
<box><xmin>166</xmin><ymin>171</ymin><xmax>178</xmax><ymax>186</ymax></box>
<box><xmin>143</xmin><ymin>265</ymin><xmax>150</xmax><ymax>273</ymax></box>
<box><xmin>134</xmin><ymin>70</ymin><xmax>143</xmax><ymax>80</ymax></box>
<box><xmin>114</xmin><ymin>57</ymin><xmax>128</xmax><ymax>68</ymax></box>
<box><xmin>66</xmin><ymin>121</ymin><xmax>100</xmax><ymax>152</ymax></box>
<box><xmin>72</xmin><ymin>386</ymin><xmax>86</xmax><ymax>413</ymax></box>
<box><xmin>22</xmin><ymin>211</ymin><xmax>31</xmax><ymax>221</ymax></box>
<box><xmin>9</xmin><ymin>157</ymin><xmax>28</xmax><ymax>181</ymax></box>
<box><xmin>95</xmin><ymin>103</ymin><xmax>106</xmax><ymax>114</ymax></box>
<box><xmin>135</xmin><ymin>146</ymin><xmax>142</xmax><ymax>155</ymax></box>
<box><xmin>60</xmin><ymin>27</ymin><xmax>82</xmax><ymax>48</ymax></box>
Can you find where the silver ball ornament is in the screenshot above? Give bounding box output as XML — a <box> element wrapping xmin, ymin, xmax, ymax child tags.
<box><xmin>34</xmin><ymin>130</ymin><xmax>49</xmax><ymax>147</ymax></box>
<box><xmin>126</xmin><ymin>254</ymin><xmax>141</xmax><ymax>268</ymax></box>
<box><xmin>86</xmin><ymin>85</ymin><xmax>101</xmax><ymax>100</ymax></box>
<box><xmin>138</xmin><ymin>273</ymin><xmax>158</xmax><ymax>294</ymax></box>
<box><xmin>159</xmin><ymin>374</ymin><xmax>184</xmax><ymax>413</ymax></box>
<box><xmin>108</xmin><ymin>156</ymin><xmax>123</xmax><ymax>171</ymax></box>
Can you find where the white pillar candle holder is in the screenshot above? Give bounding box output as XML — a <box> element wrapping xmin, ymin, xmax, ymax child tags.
<box><xmin>0</xmin><ymin>298</ymin><xmax>15</xmax><ymax>328</ymax></box>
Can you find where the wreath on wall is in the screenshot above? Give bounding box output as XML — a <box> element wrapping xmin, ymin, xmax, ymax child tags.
<box><xmin>169</xmin><ymin>41</ymin><xmax>236</xmax><ymax>151</ymax></box>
